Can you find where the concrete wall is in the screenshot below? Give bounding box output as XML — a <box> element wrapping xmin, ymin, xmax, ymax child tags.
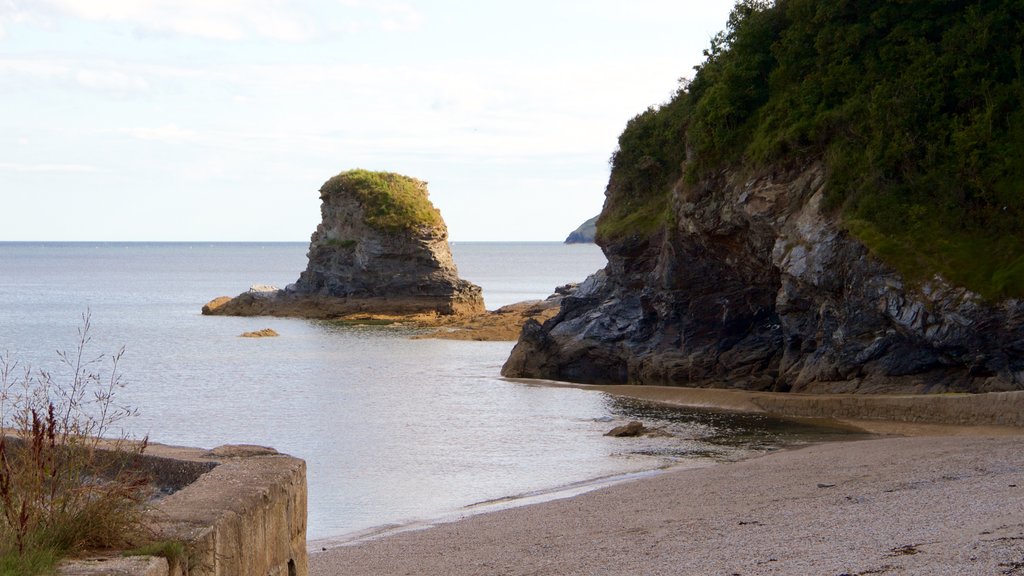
<box><xmin>61</xmin><ymin>444</ymin><xmax>307</xmax><ymax>576</ymax></box>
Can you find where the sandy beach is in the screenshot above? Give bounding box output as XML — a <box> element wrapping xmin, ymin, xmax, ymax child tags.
<box><xmin>307</xmin><ymin>383</ymin><xmax>1024</xmax><ymax>569</ymax></box>
<box><xmin>309</xmin><ymin>385</ymin><xmax>1024</xmax><ymax>576</ymax></box>
<box><xmin>310</xmin><ymin>433</ymin><xmax>1024</xmax><ymax>575</ymax></box>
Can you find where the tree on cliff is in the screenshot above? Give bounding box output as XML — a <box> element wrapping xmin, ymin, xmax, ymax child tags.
<box><xmin>600</xmin><ymin>0</ymin><xmax>1024</xmax><ymax>300</ymax></box>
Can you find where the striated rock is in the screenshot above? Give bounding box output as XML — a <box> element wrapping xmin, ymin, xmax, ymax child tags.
<box><xmin>503</xmin><ymin>162</ymin><xmax>1024</xmax><ymax>394</ymax></box>
<box><xmin>565</xmin><ymin>215</ymin><xmax>598</xmax><ymax>244</ymax></box>
<box><xmin>204</xmin><ymin>170</ymin><xmax>484</xmax><ymax>319</ymax></box>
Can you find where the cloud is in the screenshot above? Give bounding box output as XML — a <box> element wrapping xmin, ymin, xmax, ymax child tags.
<box><xmin>378</xmin><ymin>3</ymin><xmax>423</xmax><ymax>32</ymax></box>
<box><xmin>117</xmin><ymin>123</ymin><xmax>200</xmax><ymax>144</ymax></box>
<box><xmin>0</xmin><ymin>57</ymin><xmax>152</xmax><ymax>96</ymax></box>
<box><xmin>0</xmin><ymin>0</ymin><xmax>37</xmax><ymax>40</ymax></box>
<box><xmin>9</xmin><ymin>0</ymin><xmax>423</xmax><ymax>43</ymax></box>
<box><xmin>76</xmin><ymin>67</ymin><xmax>149</xmax><ymax>92</ymax></box>
<box><xmin>0</xmin><ymin>58</ymin><xmax>70</xmax><ymax>81</ymax></box>
<box><xmin>38</xmin><ymin>0</ymin><xmax>314</xmax><ymax>41</ymax></box>
<box><xmin>334</xmin><ymin>1</ymin><xmax>423</xmax><ymax>33</ymax></box>
<box><xmin>0</xmin><ymin>162</ymin><xmax>100</xmax><ymax>173</ymax></box>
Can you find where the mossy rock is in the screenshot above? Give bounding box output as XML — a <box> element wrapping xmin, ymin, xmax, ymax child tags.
<box><xmin>320</xmin><ymin>169</ymin><xmax>443</xmax><ymax>233</ymax></box>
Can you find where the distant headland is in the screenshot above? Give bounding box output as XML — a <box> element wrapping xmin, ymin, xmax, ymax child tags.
<box><xmin>564</xmin><ymin>215</ymin><xmax>597</xmax><ymax>244</ymax></box>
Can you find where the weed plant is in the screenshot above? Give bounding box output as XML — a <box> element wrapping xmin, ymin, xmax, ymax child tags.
<box><xmin>0</xmin><ymin>314</ymin><xmax>149</xmax><ymax>575</ymax></box>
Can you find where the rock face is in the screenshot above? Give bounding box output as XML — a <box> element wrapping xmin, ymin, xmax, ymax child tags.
<box><xmin>565</xmin><ymin>215</ymin><xmax>598</xmax><ymax>244</ymax></box>
<box><xmin>503</xmin><ymin>162</ymin><xmax>1024</xmax><ymax>394</ymax></box>
<box><xmin>205</xmin><ymin>170</ymin><xmax>484</xmax><ymax>318</ymax></box>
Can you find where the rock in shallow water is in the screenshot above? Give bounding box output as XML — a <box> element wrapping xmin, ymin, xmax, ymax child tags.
<box><xmin>240</xmin><ymin>328</ymin><xmax>279</xmax><ymax>338</ymax></box>
<box><xmin>605</xmin><ymin>421</ymin><xmax>647</xmax><ymax>437</ymax></box>
<box><xmin>203</xmin><ymin>170</ymin><xmax>484</xmax><ymax>319</ymax></box>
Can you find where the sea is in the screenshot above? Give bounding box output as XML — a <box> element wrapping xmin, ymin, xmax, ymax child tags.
<box><xmin>0</xmin><ymin>242</ymin><xmax>853</xmax><ymax>543</ymax></box>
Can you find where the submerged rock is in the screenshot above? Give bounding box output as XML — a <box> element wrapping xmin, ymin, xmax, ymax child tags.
<box><xmin>204</xmin><ymin>170</ymin><xmax>484</xmax><ymax>319</ymax></box>
<box><xmin>605</xmin><ymin>421</ymin><xmax>646</xmax><ymax>437</ymax></box>
<box><xmin>414</xmin><ymin>289</ymin><xmax>572</xmax><ymax>341</ymax></box>
<box><xmin>240</xmin><ymin>328</ymin><xmax>279</xmax><ymax>338</ymax></box>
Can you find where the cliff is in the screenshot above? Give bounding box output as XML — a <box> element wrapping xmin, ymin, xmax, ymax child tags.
<box><xmin>564</xmin><ymin>216</ymin><xmax>598</xmax><ymax>244</ymax></box>
<box><xmin>503</xmin><ymin>1</ymin><xmax>1024</xmax><ymax>394</ymax></box>
<box><xmin>205</xmin><ymin>170</ymin><xmax>484</xmax><ymax>318</ymax></box>
<box><xmin>504</xmin><ymin>161</ymin><xmax>1024</xmax><ymax>393</ymax></box>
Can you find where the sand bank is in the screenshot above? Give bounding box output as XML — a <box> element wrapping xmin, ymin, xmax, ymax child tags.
<box><xmin>537</xmin><ymin>382</ymin><xmax>1024</xmax><ymax>433</ymax></box>
<box><xmin>311</xmin><ymin>433</ymin><xmax>1024</xmax><ymax>575</ymax></box>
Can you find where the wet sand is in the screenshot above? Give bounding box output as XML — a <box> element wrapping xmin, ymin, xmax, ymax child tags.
<box><xmin>544</xmin><ymin>382</ymin><xmax>1024</xmax><ymax>430</ymax></box>
<box><xmin>310</xmin><ymin>387</ymin><xmax>1024</xmax><ymax>575</ymax></box>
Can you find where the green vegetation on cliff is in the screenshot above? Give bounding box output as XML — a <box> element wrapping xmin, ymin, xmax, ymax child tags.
<box><xmin>321</xmin><ymin>169</ymin><xmax>443</xmax><ymax>233</ymax></box>
<box><xmin>601</xmin><ymin>0</ymin><xmax>1024</xmax><ymax>299</ymax></box>
<box><xmin>598</xmin><ymin>96</ymin><xmax>688</xmax><ymax>241</ymax></box>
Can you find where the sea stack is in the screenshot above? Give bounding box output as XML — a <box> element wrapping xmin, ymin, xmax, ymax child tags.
<box><xmin>204</xmin><ymin>169</ymin><xmax>484</xmax><ymax>318</ymax></box>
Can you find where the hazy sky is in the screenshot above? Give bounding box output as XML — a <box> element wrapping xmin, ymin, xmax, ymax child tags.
<box><xmin>1</xmin><ymin>1</ymin><xmax>736</xmax><ymax>241</ymax></box>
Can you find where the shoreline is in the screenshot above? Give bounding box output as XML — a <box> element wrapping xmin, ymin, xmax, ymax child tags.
<box><xmin>310</xmin><ymin>384</ymin><xmax>1024</xmax><ymax>575</ymax></box>
<box><xmin>307</xmin><ymin>381</ymin><xmax>868</xmax><ymax>554</ymax></box>
<box><xmin>311</xmin><ymin>433</ymin><xmax>1024</xmax><ymax>575</ymax></box>
<box><xmin>307</xmin><ymin>465</ymin><xmax>705</xmax><ymax>552</ymax></box>
<box><xmin>521</xmin><ymin>379</ymin><xmax>1024</xmax><ymax>433</ymax></box>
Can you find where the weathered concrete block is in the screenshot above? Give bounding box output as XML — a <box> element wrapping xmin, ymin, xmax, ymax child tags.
<box><xmin>62</xmin><ymin>443</ymin><xmax>307</xmax><ymax>576</ymax></box>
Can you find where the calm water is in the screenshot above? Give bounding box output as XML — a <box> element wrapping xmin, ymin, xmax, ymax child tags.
<box><xmin>0</xmin><ymin>242</ymin><xmax>852</xmax><ymax>541</ymax></box>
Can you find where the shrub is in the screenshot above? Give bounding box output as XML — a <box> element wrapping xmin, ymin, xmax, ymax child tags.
<box><xmin>0</xmin><ymin>314</ymin><xmax>149</xmax><ymax>575</ymax></box>
<box><xmin>322</xmin><ymin>239</ymin><xmax>358</xmax><ymax>249</ymax></box>
<box><xmin>597</xmin><ymin>93</ymin><xmax>689</xmax><ymax>242</ymax></box>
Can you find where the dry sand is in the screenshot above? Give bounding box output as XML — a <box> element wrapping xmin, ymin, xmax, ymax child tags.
<box><xmin>310</xmin><ymin>386</ymin><xmax>1024</xmax><ymax>575</ymax></box>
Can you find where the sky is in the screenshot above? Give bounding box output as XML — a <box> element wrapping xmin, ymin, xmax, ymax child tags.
<box><xmin>1</xmin><ymin>1</ymin><xmax>737</xmax><ymax>241</ymax></box>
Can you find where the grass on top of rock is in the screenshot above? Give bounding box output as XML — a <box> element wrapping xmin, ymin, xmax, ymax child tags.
<box><xmin>321</xmin><ymin>169</ymin><xmax>444</xmax><ymax>233</ymax></box>
<box><xmin>599</xmin><ymin>0</ymin><xmax>1024</xmax><ymax>300</ymax></box>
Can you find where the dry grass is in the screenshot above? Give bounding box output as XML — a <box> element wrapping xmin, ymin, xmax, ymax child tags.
<box><xmin>0</xmin><ymin>313</ymin><xmax>151</xmax><ymax>575</ymax></box>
